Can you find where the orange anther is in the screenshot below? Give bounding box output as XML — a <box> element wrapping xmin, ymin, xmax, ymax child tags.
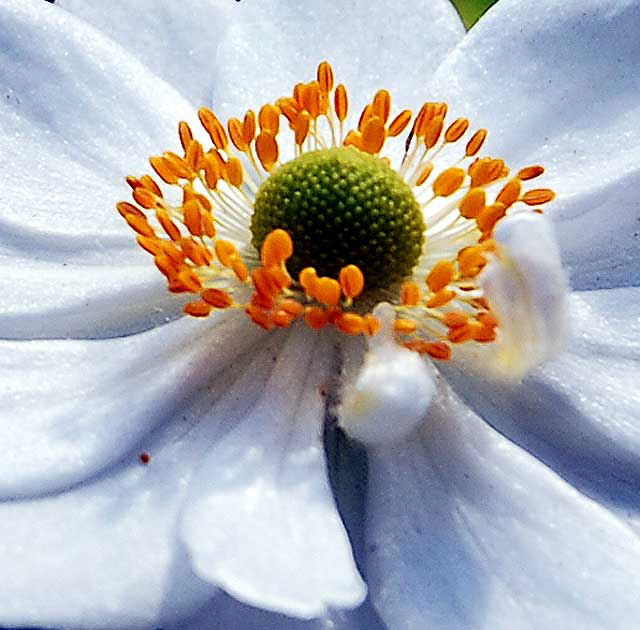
<box><xmin>364</xmin><ymin>314</ymin><xmax>381</xmax><ymax>336</ymax></box>
<box><xmin>447</xmin><ymin>324</ymin><xmax>475</xmax><ymax>343</ymax></box>
<box><xmin>261</xmin><ymin>229</ymin><xmax>293</xmax><ymax>266</ymax></box>
<box><xmin>203</xmin><ymin>153</ymin><xmax>221</xmax><ymax>189</ymax></box>
<box><xmin>136</xmin><ymin>235</ymin><xmax>163</xmax><ymax>256</ymax></box>
<box><xmin>225</xmin><ymin>157</ymin><xmax>244</xmax><ymax>187</ymax></box>
<box><xmin>443</xmin><ymin>312</ymin><xmax>468</xmax><ymax>328</ymax></box>
<box><xmin>305</xmin><ymin>306</ymin><xmax>329</xmax><ymax>330</ymax></box>
<box><xmin>387</xmin><ymin>109</ymin><xmax>412</xmax><ymax>137</ymax></box>
<box><xmin>214</xmin><ymin>240</ymin><xmax>239</xmax><ymax>267</ymax></box>
<box><xmin>372</xmin><ymin>89</ymin><xmax>391</xmax><ymax>123</ymax></box>
<box><xmin>394</xmin><ymin>318</ymin><xmax>417</xmax><ymax>333</ymax></box>
<box><xmin>302</xmin><ymin>81</ymin><xmax>322</xmax><ymax>118</ymax></box>
<box><xmin>183</xmin><ymin>199</ymin><xmax>204</xmax><ymax>236</ymax></box>
<box><xmin>317</xmin><ymin>61</ymin><xmax>334</xmax><ymax>94</ymax></box>
<box><xmin>477</xmin><ymin>202</ymin><xmax>507</xmax><ymax>233</ymax></box>
<box><xmin>124</xmin><ymin>213</ymin><xmax>155</xmax><ymax>237</ymax></box>
<box><xmin>201</xmin><ymin>210</ymin><xmax>215</xmax><ymax>238</ymax></box>
<box><xmin>117</xmin><ymin>201</ymin><xmax>145</xmax><ymax>219</ymax></box>
<box><xmin>414</xmin><ymin>102</ymin><xmax>437</xmax><ymax>138</ymax></box>
<box><xmin>160</xmin><ymin>240</ymin><xmax>185</xmax><ymax>265</ymax></box>
<box><xmin>140</xmin><ymin>175</ymin><xmax>162</xmax><ymax>197</ymax></box>
<box><xmin>252</xmin><ymin>268</ymin><xmax>281</xmax><ymax>300</ymax></box>
<box><xmin>232</xmin><ymin>259</ymin><xmax>249</xmax><ymax>282</ymax></box>
<box><xmin>425</xmin><ymin>288</ymin><xmax>456</xmax><ymax>308</ymax></box>
<box><xmin>154</xmin><ymin>254</ymin><xmax>178</xmax><ymax>280</ymax></box>
<box><xmin>400</xmin><ymin>281</ymin><xmax>421</xmax><ymax>306</ymax></box>
<box><xmin>445</xmin><ymin>117</ymin><xmax>470</xmax><ymax>143</ymax></box>
<box><xmin>522</xmin><ymin>189</ymin><xmax>555</xmax><ymax>205</ymax></box>
<box><xmin>427</xmin><ymin>260</ymin><xmax>455</xmax><ymax>292</ymax></box>
<box><xmin>180</xmin><ymin>238</ymin><xmax>209</xmax><ymax>266</ymax></box>
<box><xmin>433</xmin><ymin>167</ymin><xmax>466</xmax><ymax>197</ymax></box>
<box><xmin>259</xmin><ymin>104</ymin><xmax>280</xmax><ymax>135</ymax></box>
<box><xmin>279</xmin><ymin>298</ymin><xmax>304</xmax><ymax>317</ymax></box>
<box><xmin>163</xmin><ymin>152</ymin><xmax>193</xmax><ymax>179</ymax></box>
<box><xmin>185</xmin><ymin>140</ymin><xmax>204</xmax><ymax>172</ymax></box>
<box><xmin>336</xmin><ymin>312</ymin><xmax>366</xmax><ymax>335</ymax></box>
<box><xmin>277</xmin><ymin>97</ymin><xmax>300</xmax><ymax>125</ymax></box>
<box><xmin>496</xmin><ymin>179</ymin><xmax>522</xmax><ymax>208</ymax></box>
<box><xmin>458</xmin><ymin>246</ymin><xmax>488</xmax><ymax>276</ymax></box>
<box><xmin>156</xmin><ymin>209</ymin><xmax>182</xmax><ymax>241</ymax></box>
<box><xmin>178</xmin><ymin>268</ymin><xmax>203</xmax><ymax>293</ymax></box>
<box><xmin>459</xmin><ymin>188</ymin><xmax>486</xmax><ymax>219</ymax></box>
<box><xmin>256</xmin><ymin>131</ymin><xmax>279</xmax><ymax>171</ymax></box>
<box><xmin>245</xmin><ymin>303</ymin><xmax>272</xmax><ymax>330</ymax></box>
<box><xmin>339</xmin><ymin>264</ymin><xmax>365</xmax><ymax>299</ymax></box>
<box><xmin>299</xmin><ymin>267</ymin><xmax>319</xmax><ymax>293</ymax></box>
<box><xmin>243</xmin><ymin>110</ymin><xmax>257</xmax><ymax>145</ymax></box>
<box><xmin>469</xmin><ymin>158</ymin><xmax>506</xmax><ymax>187</ymax></box>
<box><xmin>272</xmin><ymin>309</ymin><xmax>294</xmax><ymax>328</ymax></box>
<box><xmin>362</xmin><ymin>116</ymin><xmax>386</xmax><ymax>154</ymax></box>
<box><xmin>425</xmin><ymin>341</ymin><xmax>452</xmax><ymax>360</ymax></box>
<box><xmin>294</xmin><ymin>111</ymin><xmax>311</xmax><ymax>146</ymax></box>
<box><xmin>201</xmin><ymin>288</ymin><xmax>233</xmax><ymax>308</ymax></box>
<box><xmin>415</xmin><ymin>162</ymin><xmax>434</xmax><ymax>186</ymax></box>
<box><xmin>424</xmin><ymin>114</ymin><xmax>444</xmax><ymax>149</ymax></box>
<box><xmin>133</xmin><ymin>186</ymin><xmax>158</xmax><ymax>209</ymax></box>
<box><xmin>465</xmin><ymin>129</ymin><xmax>487</xmax><ymax>156</ymax></box>
<box><xmin>358</xmin><ymin>103</ymin><xmax>375</xmax><ymax>131</ymax></box>
<box><xmin>343</xmin><ymin>130</ymin><xmax>363</xmax><ymax>150</ymax></box>
<box><xmin>228</xmin><ymin>117</ymin><xmax>248</xmax><ymax>151</ymax></box>
<box><xmin>334</xmin><ymin>84</ymin><xmax>348</xmax><ymax>121</ymax></box>
<box><xmin>184</xmin><ymin>300</ymin><xmax>213</xmax><ymax>317</ymax></box>
<box><xmin>198</xmin><ymin>107</ymin><xmax>228</xmax><ymax>150</ymax></box>
<box><xmin>314</xmin><ymin>277</ymin><xmax>342</xmax><ymax>306</ymax></box>
<box><xmin>178</xmin><ymin>121</ymin><xmax>194</xmax><ymax>152</ymax></box>
<box><xmin>517</xmin><ymin>165</ymin><xmax>545</xmax><ymax>181</ymax></box>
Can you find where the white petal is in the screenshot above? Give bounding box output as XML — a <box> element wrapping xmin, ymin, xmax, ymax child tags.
<box><xmin>180</xmin><ymin>326</ymin><xmax>366</xmax><ymax>619</ymax></box>
<box><xmin>442</xmin><ymin>286</ymin><xmax>640</xmax><ymax>522</ymax></box>
<box><xmin>0</xmin><ymin>312</ymin><xmax>309</xmax><ymax>629</ymax></box>
<box><xmin>427</xmin><ymin>0</ymin><xmax>640</xmax><ymax>194</ymax></box>
<box><xmin>0</xmin><ymin>313</ymin><xmax>264</xmax><ymax>498</ymax></box>
<box><xmin>477</xmin><ymin>213</ymin><xmax>568</xmax><ymax>380</ymax></box>
<box><xmin>0</xmin><ymin>1</ymin><xmax>201</xmax><ymax>337</ymax></box>
<box><xmin>211</xmin><ymin>0</ymin><xmax>464</xmax><ymax>120</ymax></box>
<box><xmin>552</xmin><ymin>169</ymin><xmax>640</xmax><ymax>290</ymax></box>
<box><xmin>58</xmin><ymin>0</ymin><xmax>227</xmax><ymax>107</ymax></box>
<box><xmin>339</xmin><ymin>303</ymin><xmax>435</xmax><ymax>446</ymax></box>
<box><xmin>366</xmin><ymin>382</ymin><xmax>640</xmax><ymax>630</ymax></box>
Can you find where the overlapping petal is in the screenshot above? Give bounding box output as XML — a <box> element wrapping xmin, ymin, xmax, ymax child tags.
<box><xmin>366</xmin><ymin>382</ymin><xmax>640</xmax><ymax>630</ymax></box>
<box><xmin>0</xmin><ymin>0</ymin><xmax>199</xmax><ymax>338</ymax></box>
<box><xmin>441</xmin><ymin>288</ymin><xmax>640</xmax><ymax>522</ymax></box>
<box><xmin>181</xmin><ymin>328</ymin><xmax>366</xmax><ymax>618</ymax></box>
<box><xmin>58</xmin><ymin>0</ymin><xmax>228</xmax><ymax>107</ymax></box>
<box><xmin>211</xmin><ymin>0</ymin><xmax>465</xmax><ymax>120</ymax></box>
<box><xmin>425</xmin><ymin>0</ymin><xmax>640</xmax><ymax>290</ymax></box>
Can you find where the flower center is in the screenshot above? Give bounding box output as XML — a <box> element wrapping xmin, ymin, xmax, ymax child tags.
<box><xmin>251</xmin><ymin>147</ymin><xmax>424</xmax><ymax>289</ymax></box>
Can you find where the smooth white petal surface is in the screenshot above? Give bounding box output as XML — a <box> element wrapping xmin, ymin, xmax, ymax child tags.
<box><xmin>442</xmin><ymin>287</ymin><xmax>640</xmax><ymax>520</ymax></box>
<box><xmin>58</xmin><ymin>0</ymin><xmax>228</xmax><ymax>107</ymax></box>
<box><xmin>427</xmin><ymin>0</ymin><xmax>640</xmax><ymax>289</ymax></box>
<box><xmin>0</xmin><ymin>0</ymin><xmax>200</xmax><ymax>337</ymax></box>
<box><xmin>0</xmin><ymin>314</ymin><xmax>264</xmax><ymax>499</ymax></box>
<box><xmin>0</xmin><ymin>326</ymin><xmax>294</xmax><ymax>630</ymax></box>
<box><xmin>181</xmin><ymin>327</ymin><xmax>366</xmax><ymax>619</ymax></box>
<box><xmin>211</xmin><ymin>0</ymin><xmax>464</xmax><ymax>120</ymax></box>
<box><xmin>366</xmin><ymin>381</ymin><xmax>640</xmax><ymax>630</ymax></box>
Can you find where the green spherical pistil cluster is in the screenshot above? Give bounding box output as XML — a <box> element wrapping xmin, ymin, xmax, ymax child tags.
<box><xmin>251</xmin><ymin>147</ymin><xmax>425</xmax><ymax>290</ymax></box>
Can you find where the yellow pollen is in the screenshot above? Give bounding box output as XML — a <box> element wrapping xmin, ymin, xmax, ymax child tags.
<box><xmin>117</xmin><ymin>60</ymin><xmax>555</xmax><ymax>360</ymax></box>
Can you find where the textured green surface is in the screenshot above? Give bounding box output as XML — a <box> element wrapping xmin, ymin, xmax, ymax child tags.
<box><xmin>451</xmin><ymin>0</ymin><xmax>498</xmax><ymax>28</ymax></box>
<box><xmin>251</xmin><ymin>148</ymin><xmax>425</xmax><ymax>289</ymax></box>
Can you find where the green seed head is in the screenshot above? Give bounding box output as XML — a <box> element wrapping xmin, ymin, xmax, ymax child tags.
<box><xmin>250</xmin><ymin>147</ymin><xmax>425</xmax><ymax>290</ymax></box>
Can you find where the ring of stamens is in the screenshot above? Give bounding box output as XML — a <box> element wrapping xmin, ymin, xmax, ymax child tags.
<box><xmin>118</xmin><ymin>61</ymin><xmax>555</xmax><ymax>362</ymax></box>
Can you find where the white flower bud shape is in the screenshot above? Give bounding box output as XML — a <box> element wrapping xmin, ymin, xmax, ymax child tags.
<box><xmin>338</xmin><ymin>303</ymin><xmax>435</xmax><ymax>446</ymax></box>
<box><xmin>479</xmin><ymin>212</ymin><xmax>568</xmax><ymax>380</ymax></box>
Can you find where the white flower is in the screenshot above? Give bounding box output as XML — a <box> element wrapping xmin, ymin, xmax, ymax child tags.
<box><xmin>1</xmin><ymin>2</ymin><xmax>639</xmax><ymax>630</ymax></box>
